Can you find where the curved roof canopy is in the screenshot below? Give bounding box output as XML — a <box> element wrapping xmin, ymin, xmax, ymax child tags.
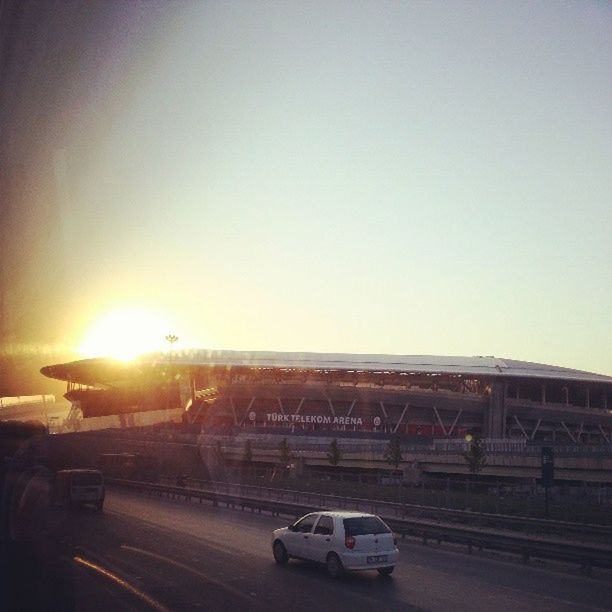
<box><xmin>40</xmin><ymin>349</ymin><xmax>612</xmax><ymax>387</ymax></box>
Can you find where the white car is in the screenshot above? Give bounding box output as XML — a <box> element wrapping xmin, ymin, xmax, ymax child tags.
<box><xmin>272</xmin><ymin>511</ymin><xmax>399</xmax><ymax>578</ymax></box>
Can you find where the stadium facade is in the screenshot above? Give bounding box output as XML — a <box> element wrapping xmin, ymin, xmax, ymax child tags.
<box><xmin>41</xmin><ymin>350</ymin><xmax>612</xmax><ymax>445</ymax></box>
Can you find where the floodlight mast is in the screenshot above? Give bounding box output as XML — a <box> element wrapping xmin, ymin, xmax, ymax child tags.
<box><xmin>164</xmin><ymin>334</ymin><xmax>179</xmax><ymax>411</ymax></box>
<box><xmin>165</xmin><ymin>334</ymin><xmax>178</xmax><ymax>347</ymax></box>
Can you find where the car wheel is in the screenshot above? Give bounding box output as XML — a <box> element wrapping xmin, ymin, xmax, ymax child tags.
<box><xmin>273</xmin><ymin>540</ymin><xmax>288</xmax><ymax>564</ymax></box>
<box><xmin>326</xmin><ymin>553</ymin><xmax>344</xmax><ymax>579</ymax></box>
<box><xmin>377</xmin><ymin>566</ymin><xmax>394</xmax><ymax>576</ymax></box>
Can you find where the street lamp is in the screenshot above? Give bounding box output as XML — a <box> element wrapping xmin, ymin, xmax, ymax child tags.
<box><xmin>165</xmin><ymin>334</ymin><xmax>178</xmax><ymax>348</ymax></box>
<box><xmin>164</xmin><ymin>334</ymin><xmax>179</xmax><ymax>413</ymax></box>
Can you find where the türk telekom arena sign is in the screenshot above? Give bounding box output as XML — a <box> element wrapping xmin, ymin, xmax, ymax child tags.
<box><xmin>264</xmin><ymin>412</ymin><xmax>368</xmax><ymax>427</ymax></box>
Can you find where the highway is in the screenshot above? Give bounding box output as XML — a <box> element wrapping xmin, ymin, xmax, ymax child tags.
<box><xmin>48</xmin><ymin>489</ymin><xmax>612</xmax><ymax>611</ymax></box>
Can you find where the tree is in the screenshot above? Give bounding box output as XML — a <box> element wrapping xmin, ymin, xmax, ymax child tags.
<box><xmin>278</xmin><ymin>438</ymin><xmax>292</xmax><ymax>466</ymax></box>
<box><xmin>463</xmin><ymin>434</ymin><xmax>487</xmax><ymax>475</ymax></box>
<box><xmin>243</xmin><ymin>439</ymin><xmax>253</xmax><ymax>463</ymax></box>
<box><xmin>384</xmin><ymin>434</ymin><xmax>403</xmax><ymax>471</ymax></box>
<box><xmin>327</xmin><ymin>438</ymin><xmax>342</xmax><ymax>467</ymax></box>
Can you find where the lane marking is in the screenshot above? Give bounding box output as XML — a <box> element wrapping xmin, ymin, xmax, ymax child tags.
<box><xmin>105</xmin><ymin>503</ymin><xmax>392</xmax><ymax>608</ymax></box>
<box><xmin>108</xmin><ymin>491</ymin><xmax>611</xmax><ymax>610</ymax></box>
<box><xmin>104</xmin><ymin>509</ymin><xmax>241</xmax><ymax>557</ymax></box>
<box><xmin>105</xmin><ymin>505</ymin><xmax>280</xmax><ymax>567</ymax></box>
<box><xmin>120</xmin><ymin>544</ymin><xmax>253</xmax><ymax>604</ymax></box>
<box><xmin>497</xmin><ymin>581</ymin><xmax>611</xmax><ymax>612</ymax></box>
<box><xmin>406</xmin><ymin>561</ymin><xmax>611</xmax><ymax>612</ymax></box>
<box><xmin>120</xmin><ymin>545</ymin><xmax>390</xmax><ymax>608</ymax></box>
<box><xmin>73</xmin><ymin>555</ymin><xmax>170</xmax><ymax>612</ymax></box>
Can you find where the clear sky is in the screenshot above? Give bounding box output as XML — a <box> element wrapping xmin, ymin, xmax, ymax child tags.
<box><xmin>47</xmin><ymin>1</ymin><xmax>612</xmax><ymax>374</ymax></box>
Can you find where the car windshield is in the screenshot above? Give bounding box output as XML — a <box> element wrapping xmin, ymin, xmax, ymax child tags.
<box><xmin>343</xmin><ymin>517</ymin><xmax>390</xmax><ymax>536</ymax></box>
<box><xmin>1</xmin><ymin>1</ymin><xmax>611</xmax><ymax>611</ymax></box>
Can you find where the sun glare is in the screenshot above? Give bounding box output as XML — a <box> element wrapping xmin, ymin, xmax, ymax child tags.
<box><xmin>78</xmin><ymin>307</ymin><xmax>177</xmax><ymax>360</ymax></box>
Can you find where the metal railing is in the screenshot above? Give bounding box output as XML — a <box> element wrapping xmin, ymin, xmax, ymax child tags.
<box><xmin>107</xmin><ymin>477</ymin><xmax>612</xmax><ymax>574</ymax></box>
<box><xmin>199</xmin><ymin>437</ymin><xmax>612</xmax><ymax>457</ymax></box>
<box><xmin>158</xmin><ymin>476</ymin><xmax>612</xmax><ymax>542</ymax></box>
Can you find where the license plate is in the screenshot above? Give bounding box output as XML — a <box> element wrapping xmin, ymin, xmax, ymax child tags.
<box><xmin>367</xmin><ymin>555</ymin><xmax>387</xmax><ymax>564</ymax></box>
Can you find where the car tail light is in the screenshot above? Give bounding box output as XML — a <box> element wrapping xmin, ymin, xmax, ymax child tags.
<box><xmin>345</xmin><ymin>535</ymin><xmax>356</xmax><ymax>550</ymax></box>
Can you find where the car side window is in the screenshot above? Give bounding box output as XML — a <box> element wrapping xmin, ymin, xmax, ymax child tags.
<box><xmin>314</xmin><ymin>515</ymin><xmax>334</xmax><ymax>536</ymax></box>
<box><xmin>293</xmin><ymin>514</ymin><xmax>317</xmax><ymax>533</ymax></box>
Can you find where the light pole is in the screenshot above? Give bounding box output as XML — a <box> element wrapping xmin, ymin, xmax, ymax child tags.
<box><xmin>164</xmin><ymin>334</ymin><xmax>178</xmax><ymax>412</ymax></box>
<box><xmin>165</xmin><ymin>334</ymin><xmax>178</xmax><ymax>349</ymax></box>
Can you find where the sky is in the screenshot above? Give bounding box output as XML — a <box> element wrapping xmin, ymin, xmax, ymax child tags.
<box><xmin>3</xmin><ymin>1</ymin><xmax>611</xmax><ymax>377</ymax></box>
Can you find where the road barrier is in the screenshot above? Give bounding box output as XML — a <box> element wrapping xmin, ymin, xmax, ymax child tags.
<box><xmin>107</xmin><ymin>478</ymin><xmax>612</xmax><ymax>575</ymax></box>
<box><xmin>157</xmin><ymin>476</ymin><xmax>612</xmax><ymax>543</ymax></box>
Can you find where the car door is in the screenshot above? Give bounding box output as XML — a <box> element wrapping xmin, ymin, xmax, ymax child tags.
<box><xmin>285</xmin><ymin>513</ymin><xmax>318</xmax><ymax>558</ymax></box>
<box><xmin>310</xmin><ymin>514</ymin><xmax>334</xmax><ymax>563</ymax></box>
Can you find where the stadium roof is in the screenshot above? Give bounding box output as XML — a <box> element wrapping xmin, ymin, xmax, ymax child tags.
<box><xmin>40</xmin><ymin>350</ymin><xmax>612</xmax><ymax>387</ymax></box>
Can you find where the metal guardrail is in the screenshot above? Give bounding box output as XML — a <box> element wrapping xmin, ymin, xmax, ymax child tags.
<box><xmin>159</xmin><ymin>476</ymin><xmax>612</xmax><ymax>542</ymax></box>
<box><xmin>108</xmin><ymin>478</ymin><xmax>612</xmax><ymax>574</ymax></box>
<box><xmin>88</xmin><ymin>427</ymin><xmax>612</xmax><ymax>457</ymax></box>
<box><xmin>200</xmin><ymin>438</ymin><xmax>612</xmax><ymax>458</ymax></box>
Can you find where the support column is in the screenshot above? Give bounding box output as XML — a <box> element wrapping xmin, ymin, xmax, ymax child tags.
<box><xmin>486</xmin><ymin>381</ymin><xmax>505</xmax><ymax>438</ymax></box>
<box><xmin>561</xmin><ymin>421</ymin><xmax>576</xmax><ymax>443</ymax></box>
<box><xmin>530</xmin><ymin>418</ymin><xmax>542</xmax><ymax>440</ymax></box>
<box><xmin>433</xmin><ymin>406</ymin><xmax>447</xmax><ymax>436</ymax></box>
<box><xmin>513</xmin><ymin>415</ymin><xmax>528</xmax><ymax>439</ymax></box>
<box><xmin>240</xmin><ymin>396</ymin><xmax>256</xmax><ymax>425</ymax></box>
<box><xmin>229</xmin><ymin>397</ymin><xmax>238</xmax><ymax>426</ymax></box>
<box><xmin>189</xmin><ymin>370</ymin><xmax>196</xmax><ymax>405</ymax></box>
<box><xmin>393</xmin><ymin>402</ymin><xmax>409</xmax><ymax>433</ymax></box>
<box><xmin>447</xmin><ymin>409</ymin><xmax>463</xmax><ymax>437</ymax></box>
<box><xmin>502</xmin><ymin>383</ymin><xmax>508</xmax><ymax>437</ymax></box>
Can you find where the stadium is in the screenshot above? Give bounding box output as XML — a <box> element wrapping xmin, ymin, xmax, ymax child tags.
<box><xmin>40</xmin><ymin>350</ymin><xmax>612</xmax><ymax>445</ymax></box>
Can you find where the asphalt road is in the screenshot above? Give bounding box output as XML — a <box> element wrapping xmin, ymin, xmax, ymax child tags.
<box><xmin>48</xmin><ymin>489</ymin><xmax>612</xmax><ymax>612</ymax></box>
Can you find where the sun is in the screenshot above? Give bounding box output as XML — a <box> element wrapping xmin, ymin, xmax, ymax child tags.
<box><xmin>78</xmin><ymin>307</ymin><xmax>177</xmax><ymax>360</ymax></box>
